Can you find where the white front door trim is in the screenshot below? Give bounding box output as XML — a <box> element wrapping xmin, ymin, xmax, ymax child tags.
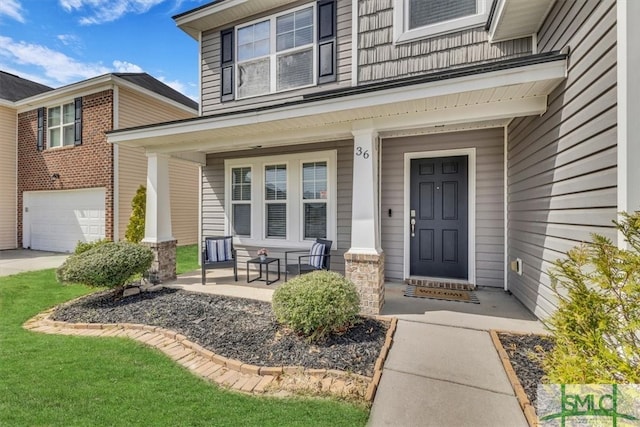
<box><xmin>403</xmin><ymin>148</ymin><xmax>476</xmax><ymax>283</ymax></box>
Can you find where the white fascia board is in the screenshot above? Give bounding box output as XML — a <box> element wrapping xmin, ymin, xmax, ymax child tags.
<box><xmin>174</xmin><ymin>0</ymin><xmax>247</xmax><ymax>27</ymax></box>
<box><xmin>15</xmin><ymin>75</ymin><xmax>114</xmax><ymax>111</ymax></box>
<box><xmin>111</xmin><ymin>75</ymin><xmax>197</xmax><ymax>114</ymax></box>
<box><xmin>108</xmin><ymin>59</ymin><xmax>566</xmax><ymax>147</ymax></box>
<box><xmin>0</xmin><ymin>99</ymin><xmax>15</xmax><ymax>108</ymax></box>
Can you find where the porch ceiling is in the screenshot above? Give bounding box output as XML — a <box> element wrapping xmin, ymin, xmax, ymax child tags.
<box><xmin>107</xmin><ymin>56</ymin><xmax>566</xmax><ymax>161</ymax></box>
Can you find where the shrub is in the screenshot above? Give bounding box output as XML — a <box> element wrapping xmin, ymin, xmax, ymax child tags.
<box><xmin>74</xmin><ymin>238</ymin><xmax>111</xmax><ymax>255</ymax></box>
<box><xmin>125</xmin><ymin>185</ymin><xmax>146</xmax><ymax>243</ymax></box>
<box><xmin>57</xmin><ymin>241</ymin><xmax>154</xmax><ymax>295</ymax></box>
<box><xmin>544</xmin><ymin>211</ymin><xmax>640</xmax><ymax>383</ymax></box>
<box><xmin>272</xmin><ymin>271</ymin><xmax>360</xmax><ymax>342</ymax></box>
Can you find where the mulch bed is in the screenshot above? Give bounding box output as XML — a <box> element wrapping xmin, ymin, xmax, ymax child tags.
<box><xmin>497</xmin><ymin>332</ymin><xmax>554</xmax><ymax>408</ymax></box>
<box><xmin>51</xmin><ymin>288</ymin><xmax>388</xmax><ymax>377</ymax></box>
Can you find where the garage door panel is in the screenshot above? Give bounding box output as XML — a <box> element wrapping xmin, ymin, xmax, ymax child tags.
<box><xmin>24</xmin><ymin>189</ymin><xmax>106</xmax><ymax>253</ymax></box>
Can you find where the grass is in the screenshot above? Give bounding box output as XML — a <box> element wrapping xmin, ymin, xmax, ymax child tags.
<box><xmin>0</xmin><ymin>267</ymin><xmax>368</xmax><ymax>425</ymax></box>
<box><xmin>176</xmin><ymin>244</ymin><xmax>199</xmax><ymax>275</ymax></box>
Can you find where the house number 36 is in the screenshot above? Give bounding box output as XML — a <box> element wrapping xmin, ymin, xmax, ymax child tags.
<box><xmin>355</xmin><ymin>146</ymin><xmax>370</xmax><ymax>159</ymax></box>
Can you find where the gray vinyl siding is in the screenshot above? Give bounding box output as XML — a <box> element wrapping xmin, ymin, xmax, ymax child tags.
<box><xmin>380</xmin><ymin>128</ymin><xmax>505</xmax><ymax>287</ymax></box>
<box><xmin>357</xmin><ymin>0</ymin><xmax>532</xmax><ymax>83</ymax></box>
<box><xmin>200</xmin><ymin>0</ymin><xmax>353</xmax><ymax>115</ymax></box>
<box><xmin>201</xmin><ymin>140</ymin><xmax>353</xmax><ymax>274</ymax></box>
<box><xmin>507</xmin><ymin>0</ymin><xmax>617</xmax><ymax>319</ymax></box>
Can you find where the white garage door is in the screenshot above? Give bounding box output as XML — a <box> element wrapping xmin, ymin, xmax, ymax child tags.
<box><xmin>23</xmin><ymin>188</ymin><xmax>106</xmax><ymax>253</ymax></box>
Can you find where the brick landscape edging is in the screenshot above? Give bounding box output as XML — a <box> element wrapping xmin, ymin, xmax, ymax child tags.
<box><xmin>23</xmin><ymin>302</ymin><xmax>397</xmax><ymax>403</ymax></box>
<box><xmin>489</xmin><ymin>330</ymin><xmax>539</xmax><ymax>427</ymax></box>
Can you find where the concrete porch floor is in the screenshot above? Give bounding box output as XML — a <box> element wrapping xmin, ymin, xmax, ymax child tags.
<box><xmin>165</xmin><ymin>268</ymin><xmax>544</xmax><ymax>334</ymax></box>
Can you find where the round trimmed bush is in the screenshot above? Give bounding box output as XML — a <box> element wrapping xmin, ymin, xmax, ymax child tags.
<box><xmin>272</xmin><ymin>270</ymin><xmax>360</xmax><ymax>341</ymax></box>
<box><xmin>57</xmin><ymin>241</ymin><xmax>154</xmax><ymax>292</ymax></box>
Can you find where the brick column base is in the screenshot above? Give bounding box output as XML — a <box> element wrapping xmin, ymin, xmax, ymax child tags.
<box><xmin>143</xmin><ymin>240</ymin><xmax>177</xmax><ymax>283</ymax></box>
<box><xmin>344</xmin><ymin>251</ymin><xmax>385</xmax><ymax>315</ymax></box>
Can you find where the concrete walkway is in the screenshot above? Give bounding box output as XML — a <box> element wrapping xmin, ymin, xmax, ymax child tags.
<box><xmin>368</xmin><ymin>284</ymin><xmax>544</xmax><ymax>427</ymax></box>
<box><xmin>0</xmin><ymin>249</ymin><xmax>68</xmax><ymax>276</ymax></box>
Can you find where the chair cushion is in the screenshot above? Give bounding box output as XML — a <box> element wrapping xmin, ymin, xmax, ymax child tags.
<box><xmin>309</xmin><ymin>242</ymin><xmax>325</xmax><ymax>269</ymax></box>
<box><xmin>206</xmin><ymin>238</ymin><xmax>233</xmax><ymax>262</ymax></box>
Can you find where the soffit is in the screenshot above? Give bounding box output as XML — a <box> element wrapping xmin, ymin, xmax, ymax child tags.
<box><xmin>175</xmin><ymin>0</ymin><xmax>300</xmax><ymax>39</ymax></box>
<box><xmin>488</xmin><ymin>0</ymin><xmax>556</xmax><ymax>42</ymax></box>
<box><xmin>107</xmin><ymin>55</ymin><xmax>567</xmax><ymax>158</ymax></box>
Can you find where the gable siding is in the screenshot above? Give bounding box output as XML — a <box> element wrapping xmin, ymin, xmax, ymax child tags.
<box><xmin>380</xmin><ymin>129</ymin><xmax>504</xmax><ymax>286</ymax></box>
<box><xmin>357</xmin><ymin>0</ymin><xmax>532</xmax><ymax>83</ymax></box>
<box><xmin>507</xmin><ymin>0</ymin><xmax>617</xmax><ymax>319</ymax></box>
<box><xmin>200</xmin><ymin>0</ymin><xmax>353</xmax><ymax>115</ymax></box>
<box><xmin>117</xmin><ymin>88</ymin><xmax>199</xmax><ymax>245</ymax></box>
<box><xmin>0</xmin><ymin>106</ymin><xmax>17</xmax><ymax>249</ymax></box>
<box><xmin>202</xmin><ymin>140</ymin><xmax>353</xmax><ymax>273</ymax></box>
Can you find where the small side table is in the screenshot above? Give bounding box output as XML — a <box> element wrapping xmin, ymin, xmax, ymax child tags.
<box><xmin>246</xmin><ymin>257</ymin><xmax>280</xmax><ymax>285</ymax></box>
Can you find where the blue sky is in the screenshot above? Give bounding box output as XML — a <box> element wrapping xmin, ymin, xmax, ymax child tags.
<box><xmin>0</xmin><ymin>0</ymin><xmax>209</xmax><ymax>101</ymax></box>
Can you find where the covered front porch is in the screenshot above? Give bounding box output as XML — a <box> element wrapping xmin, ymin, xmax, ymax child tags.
<box><xmin>107</xmin><ymin>53</ymin><xmax>567</xmax><ymax>315</ymax></box>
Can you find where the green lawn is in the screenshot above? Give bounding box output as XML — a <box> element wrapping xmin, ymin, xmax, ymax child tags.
<box><xmin>176</xmin><ymin>244</ymin><xmax>199</xmax><ymax>275</ymax></box>
<box><xmin>0</xmin><ymin>267</ymin><xmax>368</xmax><ymax>426</ymax></box>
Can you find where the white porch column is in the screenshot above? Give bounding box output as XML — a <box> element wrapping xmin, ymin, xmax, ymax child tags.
<box><xmin>345</xmin><ymin>126</ymin><xmax>385</xmax><ymax>315</ymax></box>
<box><xmin>618</xmin><ymin>0</ymin><xmax>640</xmax><ymax>249</ymax></box>
<box><xmin>142</xmin><ymin>152</ymin><xmax>176</xmax><ymax>282</ymax></box>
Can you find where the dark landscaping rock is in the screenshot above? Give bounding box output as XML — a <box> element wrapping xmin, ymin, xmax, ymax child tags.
<box><xmin>52</xmin><ymin>288</ymin><xmax>387</xmax><ymax>377</ymax></box>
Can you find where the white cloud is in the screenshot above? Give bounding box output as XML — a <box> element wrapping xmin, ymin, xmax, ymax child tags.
<box><xmin>112</xmin><ymin>60</ymin><xmax>143</xmax><ymax>73</ymax></box>
<box><xmin>0</xmin><ymin>0</ymin><xmax>25</xmax><ymax>23</ymax></box>
<box><xmin>158</xmin><ymin>76</ymin><xmax>199</xmax><ymax>102</ymax></box>
<box><xmin>59</xmin><ymin>0</ymin><xmax>165</xmax><ymax>25</ymax></box>
<box><xmin>0</xmin><ymin>36</ymin><xmax>110</xmax><ymax>85</ymax></box>
<box><xmin>57</xmin><ymin>34</ymin><xmax>80</xmax><ymax>46</ymax></box>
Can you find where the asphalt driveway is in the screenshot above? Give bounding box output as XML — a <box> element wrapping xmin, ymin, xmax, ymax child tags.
<box><xmin>0</xmin><ymin>249</ymin><xmax>68</xmax><ymax>277</ymax></box>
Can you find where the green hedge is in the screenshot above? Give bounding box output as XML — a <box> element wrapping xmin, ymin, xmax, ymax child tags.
<box><xmin>272</xmin><ymin>271</ymin><xmax>360</xmax><ymax>342</ymax></box>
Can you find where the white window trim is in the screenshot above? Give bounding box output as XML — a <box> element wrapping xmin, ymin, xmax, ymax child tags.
<box><xmin>393</xmin><ymin>0</ymin><xmax>491</xmax><ymax>44</ymax></box>
<box><xmin>225</xmin><ymin>150</ymin><xmax>337</xmax><ymax>249</ymax></box>
<box><xmin>235</xmin><ymin>3</ymin><xmax>317</xmax><ymax>100</ymax></box>
<box><xmin>47</xmin><ymin>101</ymin><xmax>75</xmax><ymax>149</ymax></box>
<box><xmin>263</xmin><ymin>161</ymin><xmax>289</xmax><ymax>240</ymax></box>
<box><xmin>229</xmin><ymin>164</ymin><xmax>253</xmax><ymax>237</ymax></box>
<box><xmin>299</xmin><ymin>159</ymin><xmax>330</xmax><ymax>242</ymax></box>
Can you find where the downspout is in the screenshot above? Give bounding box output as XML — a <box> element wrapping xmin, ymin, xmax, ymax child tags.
<box><xmin>503</xmin><ymin>125</ymin><xmax>509</xmax><ymax>291</ymax></box>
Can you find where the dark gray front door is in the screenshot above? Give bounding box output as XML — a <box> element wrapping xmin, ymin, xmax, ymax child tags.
<box><xmin>410</xmin><ymin>156</ymin><xmax>468</xmax><ymax>279</ymax></box>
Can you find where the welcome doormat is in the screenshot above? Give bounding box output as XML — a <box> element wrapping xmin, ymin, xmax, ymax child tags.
<box><xmin>404</xmin><ymin>285</ymin><xmax>480</xmax><ymax>304</ymax></box>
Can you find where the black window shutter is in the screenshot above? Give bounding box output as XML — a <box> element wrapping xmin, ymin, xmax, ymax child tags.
<box><xmin>220</xmin><ymin>28</ymin><xmax>235</xmax><ymax>102</ymax></box>
<box><xmin>74</xmin><ymin>97</ymin><xmax>82</xmax><ymax>146</ymax></box>
<box><xmin>317</xmin><ymin>0</ymin><xmax>337</xmax><ymax>84</ymax></box>
<box><xmin>36</xmin><ymin>107</ymin><xmax>44</xmax><ymax>152</ymax></box>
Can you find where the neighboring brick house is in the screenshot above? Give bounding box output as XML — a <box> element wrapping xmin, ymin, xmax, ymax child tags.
<box><xmin>2</xmin><ymin>71</ymin><xmax>199</xmax><ymax>253</ymax></box>
<box><xmin>108</xmin><ymin>0</ymin><xmax>638</xmax><ymax>319</ymax></box>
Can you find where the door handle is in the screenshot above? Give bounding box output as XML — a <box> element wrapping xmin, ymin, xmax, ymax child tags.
<box><xmin>410</xmin><ymin>218</ymin><xmax>416</xmax><ymax>237</ymax></box>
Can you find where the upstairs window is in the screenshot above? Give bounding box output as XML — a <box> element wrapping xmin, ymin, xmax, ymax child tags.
<box><xmin>220</xmin><ymin>1</ymin><xmax>337</xmax><ymax>102</ymax></box>
<box><xmin>47</xmin><ymin>102</ymin><xmax>75</xmax><ymax>148</ymax></box>
<box><xmin>394</xmin><ymin>0</ymin><xmax>490</xmax><ymax>43</ymax></box>
<box><xmin>236</xmin><ymin>5</ymin><xmax>316</xmax><ymax>99</ymax></box>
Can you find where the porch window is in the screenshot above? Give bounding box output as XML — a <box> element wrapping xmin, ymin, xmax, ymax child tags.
<box><xmin>47</xmin><ymin>102</ymin><xmax>74</xmax><ymax>148</ymax></box>
<box><xmin>231</xmin><ymin>167</ymin><xmax>252</xmax><ymax>236</ymax></box>
<box><xmin>265</xmin><ymin>164</ymin><xmax>287</xmax><ymax>238</ymax></box>
<box><xmin>302</xmin><ymin>161</ymin><xmax>327</xmax><ymax>239</ymax></box>
<box><xmin>393</xmin><ymin>0</ymin><xmax>490</xmax><ymax>43</ymax></box>
<box><xmin>225</xmin><ymin>150</ymin><xmax>336</xmax><ymax>247</ymax></box>
<box><xmin>236</xmin><ymin>5</ymin><xmax>315</xmax><ymax>99</ymax></box>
